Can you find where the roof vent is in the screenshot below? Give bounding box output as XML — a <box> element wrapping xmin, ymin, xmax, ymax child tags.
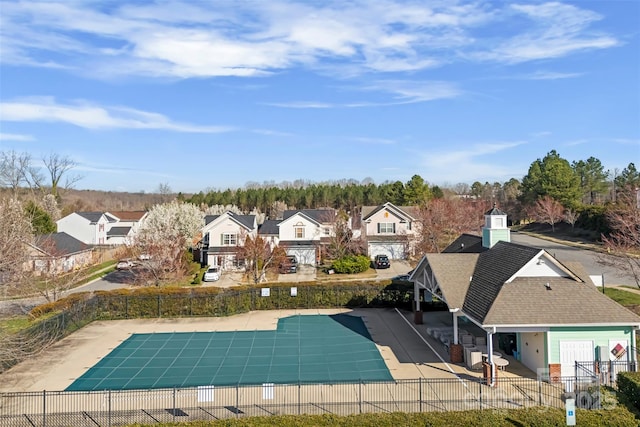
<box><xmin>545</xmin><ymin>282</ymin><xmax>552</xmax><ymax>290</ymax></box>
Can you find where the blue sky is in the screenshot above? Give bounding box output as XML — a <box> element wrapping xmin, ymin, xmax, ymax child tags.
<box><xmin>0</xmin><ymin>0</ymin><xmax>638</xmax><ymax>193</ymax></box>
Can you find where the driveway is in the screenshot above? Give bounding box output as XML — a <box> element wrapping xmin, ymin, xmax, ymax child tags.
<box><xmin>510</xmin><ymin>232</ymin><xmax>637</xmax><ymax>287</ymax></box>
<box><xmin>376</xmin><ymin>260</ymin><xmax>413</xmax><ymax>280</ymax></box>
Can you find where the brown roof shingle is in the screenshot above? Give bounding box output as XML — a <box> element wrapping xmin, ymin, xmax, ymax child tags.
<box><xmin>484</xmin><ymin>277</ymin><xmax>640</xmax><ymax>326</ymax></box>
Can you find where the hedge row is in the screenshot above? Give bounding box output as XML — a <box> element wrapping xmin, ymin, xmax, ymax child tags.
<box><xmin>88</xmin><ymin>281</ymin><xmax>415</xmax><ymax>320</ymax></box>
<box><xmin>125</xmin><ymin>407</ymin><xmax>638</xmax><ymax>427</ymax></box>
<box><xmin>617</xmin><ymin>371</ymin><xmax>640</xmax><ymax>413</ymax></box>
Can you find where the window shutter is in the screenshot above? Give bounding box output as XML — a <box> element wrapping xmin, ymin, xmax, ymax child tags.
<box><xmin>392</xmin><ymin>223</ymin><xmax>396</xmax><ymax>233</ymax></box>
<box><xmin>377</xmin><ymin>223</ymin><xmax>381</xmax><ymax>233</ymax></box>
<box><xmin>220</xmin><ymin>234</ymin><xmax>224</xmax><ymax>245</ymax></box>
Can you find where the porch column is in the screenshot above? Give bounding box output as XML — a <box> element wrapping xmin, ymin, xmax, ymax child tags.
<box><xmin>483</xmin><ymin>330</ymin><xmax>496</xmax><ymax>386</ymax></box>
<box><xmin>449</xmin><ymin>312</ymin><xmax>464</xmax><ymax>363</ymax></box>
<box><xmin>453</xmin><ymin>312</ymin><xmax>459</xmax><ymax>345</ymax></box>
<box><xmin>413</xmin><ymin>281</ymin><xmax>422</xmax><ymax>324</ymax></box>
<box><xmin>633</xmin><ymin>329</ymin><xmax>638</xmax><ymax>366</ymax></box>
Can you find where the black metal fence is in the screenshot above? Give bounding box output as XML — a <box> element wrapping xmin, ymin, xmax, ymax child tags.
<box><xmin>0</xmin><ymin>376</ymin><xmax>605</xmax><ymax>427</ymax></box>
<box><xmin>575</xmin><ymin>359</ymin><xmax>638</xmax><ymax>388</ymax></box>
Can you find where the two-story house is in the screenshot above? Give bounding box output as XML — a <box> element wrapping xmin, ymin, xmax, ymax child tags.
<box><xmin>56</xmin><ymin>212</ymin><xmax>119</xmax><ymax>245</ymax></box>
<box><xmin>104</xmin><ymin>211</ymin><xmax>148</xmax><ymax>245</ymax></box>
<box><xmin>361</xmin><ymin>202</ymin><xmax>419</xmax><ymax>259</ymax></box>
<box><xmin>200</xmin><ymin>211</ymin><xmax>257</xmax><ymax>270</ymax></box>
<box><xmin>276</xmin><ymin>209</ymin><xmax>336</xmax><ymax>265</ymax></box>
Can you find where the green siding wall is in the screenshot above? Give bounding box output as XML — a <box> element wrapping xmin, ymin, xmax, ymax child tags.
<box><xmin>482</xmin><ymin>228</ymin><xmax>510</xmax><ymax>248</ymax></box>
<box><xmin>548</xmin><ymin>327</ymin><xmax>633</xmax><ymax>364</ymax></box>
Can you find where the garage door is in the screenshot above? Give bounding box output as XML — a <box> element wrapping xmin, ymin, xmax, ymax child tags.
<box><xmin>286</xmin><ymin>248</ymin><xmax>316</xmax><ymax>265</ymax></box>
<box><xmin>559</xmin><ymin>340</ymin><xmax>594</xmax><ymax>378</ymax></box>
<box><xmin>369</xmin><ymin>243</ymin><xmax>406</xmax><ymax>260</ymax></box>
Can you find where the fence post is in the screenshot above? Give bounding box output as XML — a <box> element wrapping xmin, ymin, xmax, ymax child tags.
<box><xmin>173</xmin><ymin>387</ymin><xmax>176</xmax><ymax>421</ymax></box>
<box><xmin>298</xmin><ymin>383</ymin><xmax>301</xmax><ymax>415</ymax></box>
<box><xmin>359</xmin><ymin>381</ymin><xmax>362</xmax><ymax>414</ymax></box>
<box><xmin>236</xmin><ymin>384</ymin><xmax>239</xmax><ymax>418</ymax></box>
<box><xmin>419</xmin><ymin>378</ymin><xmax>422</xmax><ymax>412</ymax></box>
<box><xmin>42</xmin><ymin>390</ymin><xmax>46</xmax><ymax>427</ymax></box>
<box><xmin>108</xmin><ymin>390</ymin><xmax>112</xmax><ymax>427</ymax></box>
<box><xmin>478</xmin><ymin>379</ymin><xmax>482</xmax><ymax>410</ymax></box>
<box><xmin>538</xmin><ymin>378</ymin><xmax>542</xmax><ymax>406</ymax></box>
<box><xmin>125</xmin><ymin>296</ymin><xmax>129</xmax><ymax>319</ymax></box>
<box><xmin>157</xmin><ymin>295</ymin><xmax>161</xmax><ymax>317</ymax></box>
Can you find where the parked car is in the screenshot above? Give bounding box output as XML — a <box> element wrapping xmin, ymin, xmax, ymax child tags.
<box><xmin>116</xmin><ymin>259</ymin><xmax>135</xmax><ymax>270</ymax></box>
<box><xmin>203</xmin><ymin>266</ymin><xmax>221</xmax><ymax>282</ymax></box>
<box><xmin>373</xmin><ymin>255</ymin><xmax>390</xmax><ymax>269</ymax></box>
<box><xmin>279</xmin><ymin>256</ymin><xmax>298</xmax><ymax>274</ymax></box>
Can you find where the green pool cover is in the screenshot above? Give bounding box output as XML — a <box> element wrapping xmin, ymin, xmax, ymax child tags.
<box><xmin>66</xmin><ymin>314</ymin><xmax>392</xmax><ymax>391</ymax></box>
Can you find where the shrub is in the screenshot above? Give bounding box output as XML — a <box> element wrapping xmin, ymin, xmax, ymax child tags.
<box><xmin>617</xmin><ymin>371</ymin><xmax>640</xmax><ymax>412</ymax></box>
<box><xmin>331</xmin><ymin>255</ymin><xmax>371</xmax><ymax>274</ymax></box>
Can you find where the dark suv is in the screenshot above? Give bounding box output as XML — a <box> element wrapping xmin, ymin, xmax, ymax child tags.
<box><xmin>279</xmin><ymin>256</ymin><xmax>298</xmax><ymax>274</ymax></box>
<box><xmin>373</xmin><ymin>255</ymin><xmax>390</xmax><ymax>269</ymax></box>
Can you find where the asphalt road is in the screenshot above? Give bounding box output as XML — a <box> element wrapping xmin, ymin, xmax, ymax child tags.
<box><xmin>510</xmin><ymin>232</ymin><xmax>637</xmax><ymax>287</ymax></box>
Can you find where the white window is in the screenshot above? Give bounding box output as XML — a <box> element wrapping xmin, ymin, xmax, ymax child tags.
<box><xmin>222</xmin><ymin>233</ymin><xmax>237</xmax><ymax>245</ymax></box>
<box><xmin>378</xmin><ymin>223</ymin><xmax>395</xmax><ymax>233</ymax></box>
<box><xmin>295</xmin><ymin>227</ymin><xmax>305</xmax><ymax>239</ymax></box>
<box><xmin>323</xmin><ymin>227</ymin><xmax>330</xmax><ymax>236</ymax></box>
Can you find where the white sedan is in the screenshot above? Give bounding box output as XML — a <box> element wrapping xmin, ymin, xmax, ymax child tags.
<box><xmin>203</xmin><ymin>266</ymin><xmax>221</xmax><ymax>282</ymax></box>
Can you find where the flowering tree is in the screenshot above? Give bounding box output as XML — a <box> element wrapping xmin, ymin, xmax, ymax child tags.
<box><xmin>0</xmin><ymin>197</ymin><xmax>33</xmax><ymax>296</ymax></box>
<box><xmin>132</xmin><ymin>201</ymin><xmax>203</xmax><ymax>286</ymax></box>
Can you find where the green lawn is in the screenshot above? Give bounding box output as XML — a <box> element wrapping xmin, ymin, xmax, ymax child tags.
<box><xmin>604</xmin><ymin>288</ymin><xmax>640</xmax><ymax>307</ymax></box>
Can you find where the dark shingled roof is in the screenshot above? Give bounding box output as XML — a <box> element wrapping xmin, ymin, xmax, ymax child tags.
<box><xmin>361</xmin><ymin>203</ymin><xmax>417</xmax><ymax>221</ymax></box>
<box><xmin>462</xmin><ymin>241</ymin><xmax>541</xmax><ymax>323</ymax></box>
<box><xmin>33</xmin><ymin>232</ymin><xmax>92</xmax><ymax>256</ymax></box>
<box><xmin>107</xmin><ymin>226</ymin><xmax>132</xmax><ymax>237</ymax></box>
<box><xmin>204</xmin><ymin>212</ymin><xmax>256</xmax><ymax>230</ymax></box>
<box><xmin>76</xmin><ymin>212</ymin><xmax>105</xmax><ymax>223</ymax></box>
<box><xmin>283</xmin><ymin>209</ymin><xmax>335</xmax><ymax>223</ymax></box>
<box><xmin>485</xmin><ymin>204</ymin><xmax>507</xmax><ymax>216</ymax></box>
<box><xmin>258</xmin><ymin>220</ymin><xmax>281</xmax><ymax>235</ymax></box>
<box><xmin>443</xmin><ymin>234</ymin><xmax>487</xmax><ymax>254</ymax></box>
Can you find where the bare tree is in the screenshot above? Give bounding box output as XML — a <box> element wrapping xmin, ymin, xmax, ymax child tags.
<box><xmin>238</xmin><ymin>234</ymin><xmax>286</xmax><ymax>284</ymax></box>
<box><xmin>531</xmin><ymin>196</ymin><xmax>565</xmax><ymax>232</ymax></box>
<box><xmin>0</xmin><ymin>150</ymin><xmax>43</xmax><ymax>196</ymax></box>
<box><xmin>600</xmin><ymin>190</ymin><xmax>640</xmax><ymax>287</ymax></box>
<box><xmin>564</xmin><ymin>208</ymin><xmax>580</xmax><ymax>231</ymax></box>
<box><xmin>415</xmin><ymin>198</ymin><xmax>487</xmax><ymax>253</ymax></box>
<box><xmin>324</xmin><ymin>209</ymin><xmax>365</xmax><ymax>260</ymax></box>
<box><xmin>42</xmin><ymin>153</ymin><xmax>82</xmax><ymax>198</ymax></box>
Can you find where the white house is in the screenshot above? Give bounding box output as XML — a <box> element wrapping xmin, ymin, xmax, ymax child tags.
<box><xmin>361</xmin><ymin>202</ymin><xmax>419</xmax><ymax>259</ymax></box>
<box><xmin>104</xmin><ymin>211</ymin><xmax>148</xmax><ymax>245</ymax></box>
<box><xmin>277</xmin><ymin>209</ymin><xmax>335</xmax><ymax>265</ymax></box>
<box><xmin>200</xmin><ymin>211</ymin><xmax>257</xmax><ymax>270</ymax></box>
<box><xmin>56</xmin><ymin>212</ymin><xmax>118</xmax><ymax>245</ymax></box>
<box><xmin>410</xmin><ymin>205</ymin><xmax>640</xmax><ymax>387</ymax></box>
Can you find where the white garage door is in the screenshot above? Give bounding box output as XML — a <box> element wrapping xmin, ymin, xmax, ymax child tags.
<box><xmin>369</xmin><ymin>243</ymin><xmax>406</xmax><ymax>260</ymax></box>
<box><xmin>286</xmin><ymin>248</ymin><xmax>316</xmax><ymax>265</ymax></box>
<box><xmin>559</xmin><ymin>340</ymin><xmax>594</xmax><ymax>378</ymax></box>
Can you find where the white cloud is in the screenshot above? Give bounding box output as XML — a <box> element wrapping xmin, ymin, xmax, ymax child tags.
<box><xmin>266</xmin><ymin>79</ymin><xmax>461</xmax><ymax>109</ymax></box>
<box><xmin>474</xmin><ymin>2</ymin><xmax>618</xmax><ymax>63</ymax></box>
<box><xmin>522</xmin><ymin>71</ymin><xmax>584</xmax><ymax>80</ymax></box>
<box><xmin>0</xmin><ymin>133</ymin><xmax>35</xmax><ymax>141</ymax></box>
<box><xmin>0</xmin><ymin>97</ymin><xmax>233</xmax><ymax>133</ymax></box>
<box><xmin>422</xmin><ymin>141</ymin><xmax>527</xmax><ymax>183</ymax></box>
<box><xmin>351</xmin><ymin>137</ymin><xmax>396</xmax><ymax>145</ymax></box>
<box><xmin>1</xmin><ymin>1</ymin><xmax>616</xmax><ymax>80</ymax></box>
